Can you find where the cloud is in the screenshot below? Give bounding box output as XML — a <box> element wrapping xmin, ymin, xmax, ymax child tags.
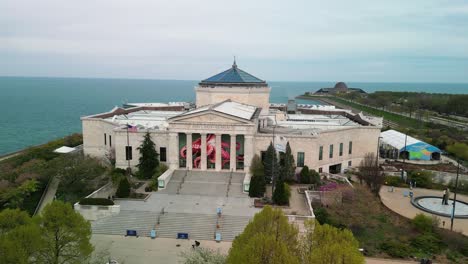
<box><xmin>1</xmin><ymin>0</ymin><xmax>467</xmax><ymax>82</ymax></box>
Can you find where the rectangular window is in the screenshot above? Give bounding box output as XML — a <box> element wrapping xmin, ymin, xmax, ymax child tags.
<box><xmin>160</xmin><ymin>147</ymin><xmax>167</xmax><ymax>162</ymax></box>
<box><xmin>104</xmin><ymin>133</ymin><xmax>107</xmax><ymax>145</ymax></box>
<box><xmin>109</xmin><ymin>135</ymin><xmax>112</xmax><ymax>147</ymax></box>
<box><xmin>329</xmin><ymin>144</ymin><xmax>334</xmax><ymax>159</ymax></box>
<box><xmin>318</xmin><ymin>167</ymin><xmax>323</xmax><ymax>173</ymax></box>
<box><xmin>339</xmin><ymin>143</ymin><xmax>343</xmax><ymax>156</ymax></box>
<box><xmin>125</xmin><ymin>146</ymin><xmax>132</xmax><ymax>160</ymax></box>
<box><xmin>297</xmin><ymin>152</ymin><xmax>305</xmax><ymax>167</ymax></box>
<box><xmin>348</xmin><ymin>161</ymin><xmax>352</xmax><ymax>166</ymax></box>
<box><xmin>349</xmin><ymin>141</ymin><xmax>353</xmax><ymax>155</ymax></box>
<box><xmin>261</xmin><ymin>151</ymin><xmax>267</xmax><ymax>163</ymax></box>
<box><xmin>319</xmin><ymin>146</ymin><xmax>323</xmax><ymax>161</ymax></box>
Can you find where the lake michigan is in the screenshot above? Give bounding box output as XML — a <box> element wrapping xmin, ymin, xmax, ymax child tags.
<box><xmin>0</xmin><ymin>76</ymin><xmax>467</xmax><ymax>155</ymax></box>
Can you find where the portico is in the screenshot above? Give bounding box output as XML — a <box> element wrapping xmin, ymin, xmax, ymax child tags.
<box><xmin>167</xmin><ymin>100</ymin><xmax>258</xmax><ymax>172</ymax></box>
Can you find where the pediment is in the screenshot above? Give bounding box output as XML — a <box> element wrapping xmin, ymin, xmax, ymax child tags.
<box><xmin>170</xmin><ymin>111</ymin><xmax>251</xmax><ymax>124</ymax></box>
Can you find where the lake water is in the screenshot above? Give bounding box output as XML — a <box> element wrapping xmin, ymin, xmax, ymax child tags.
<box><xmin>0</xmin><ymin>76</ymin><xmax>467</xmax><ymax>155</ymax></box>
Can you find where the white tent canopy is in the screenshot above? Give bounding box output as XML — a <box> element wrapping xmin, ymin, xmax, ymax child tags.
<box><xmin>380</xmin><ymin>130</ymin><xmax>420</xmax><ymax>150</ymax></box>
<box><xmin>54</xmin><ymin>146</ymin><xmax>76</xmax><ymax>154</ymax></box>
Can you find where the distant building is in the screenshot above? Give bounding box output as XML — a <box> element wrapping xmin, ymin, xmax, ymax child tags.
<box><xmin>314</xmin><ymin>82</ymin><xmax>366</xmax><ymax>95</ymax></box>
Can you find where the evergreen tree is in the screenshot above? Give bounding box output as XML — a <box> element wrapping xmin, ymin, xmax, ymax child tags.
<box><xmin>137</xmin><ymin>132</ymin><xmax>159</xmax><ymax>179</ymax></box>
<box><xmin>264</xmin><ymin>142</ymin><xmax>279</xmax><ymax>185</ymax></box>
<box><xmin>249</xmin><ymin>155</ymin><xmax>266</xmax><ymax>197</ymax></box>
<box><xmin>116</xmin><ymin>177</ymin><xmax>130</xmax><ymax>198</ymax></box>
<box><xmin>283</xmin><ymin>142</ymin><xmax>296</xmax><ymax>182</ymax></box>
<box><xmin>273</xmin><ymin>169</ymin><xmax>290</xmax><ymax>205</ymax></box>
<box><xmin>299</xmin><ymin>166</ymin><xmax>311</xmax><ymax>184</ymax></box>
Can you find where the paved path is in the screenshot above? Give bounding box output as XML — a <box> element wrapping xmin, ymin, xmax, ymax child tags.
<box><xmin>36</xmin><ymin>176</ymin><xmax>60</xmax><ymax>214</ymax></box>
<box><xmin>91</xmin><ymin>234</ymin><xmax>419</xmax><ymax>264</ymax></box>
<box><xmin>91</xmin><ymin>235</ymin><xmax>231</xmax><ymax>264</ymax></box>
<box><xmin>380</xmin><ymin>186</ymin><xmax>468</xmax><ymax>235</ymax></box>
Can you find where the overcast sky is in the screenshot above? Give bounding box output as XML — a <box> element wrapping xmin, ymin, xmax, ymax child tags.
<box><xmin>1</xmin><ymin>0</ymin><xmax>468</xmax><ymax>82</ymax></box>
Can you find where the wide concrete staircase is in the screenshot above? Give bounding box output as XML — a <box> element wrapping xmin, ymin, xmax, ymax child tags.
<box><xmin>155</xmin><ymin>212</ymin><xmax>217</xmax><ymax>240</ymax></box>
<box><xmin>218</xmin><ymin>215</ymin><xmax>251</xmax><ymax>241</ymax></box>
<box><xmin>92</xmin><ymin>210</ymin><xmax>159</xmax><ymax>236</ymax></box>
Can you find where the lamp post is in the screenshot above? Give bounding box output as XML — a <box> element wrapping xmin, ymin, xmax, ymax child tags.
<box><xmin>450</xmin><ymin>158</ymin><xmax>461</xmax><ymax>231</ymax></box>
<box><xmin>401</xmin><ymin>133</ymin><xmax>408</xmax><ymax>181</ymax></box>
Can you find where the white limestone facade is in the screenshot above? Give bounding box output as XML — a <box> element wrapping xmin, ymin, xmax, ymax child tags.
<box><xmin>195</xmin><ymin>86</ymin><xmax>271</xmax><ymax>114</ymax></box>
<box><xmin>81</xmin><ymin>62</ymin><xmax>382</xmax><ymax>175</ymax></box>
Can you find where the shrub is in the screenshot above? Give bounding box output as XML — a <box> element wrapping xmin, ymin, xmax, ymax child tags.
<box><xmin>412</xmin><ymin>214</ymin><xmax>433</xmax><ymax>233</ymax></box>
<box><xmin>384</xmin><ymin>175</ymin><xmax>404</xmax><ymax>187</ymax></box>
<box><xmin>379</xmin><ymin>240</ymin><xmax>412</xmax><ymax>258</ymax></box>
<box><xmin>409</xmin><ymin>170</ymin><xmax>433</xmax><ymax>188</ymax></box>
<box><xmin>116</xmin><ymin>177</ymin><xmax>130</xmax><ymax>198</ymax></box>
<box><xmin>79</xmin><ymin>198</ymin><xmax>114</xmax><ymax>206</ymax></box>
<box><xmin>112</xmin><ymin>168</ymin><xmax>127</xmax><ymax>175</ymax></box>
<box><xmin>310</xmin><ymin>169</ymin><xmax>321</xmax><ymax>184</ymax></box>
<box><xmin>314</xmin><ymin>207</ymin><xmax>331</xmax><ymax>225</ymax></box>
<box><xmin>410</xmin><ymin>232</ymin><xmax>443</xmax><ymax>255</ymax></box>
<box><xmin>299</xmin><ymin>166</ymin><xmax>311</xmax><ymax>184</ymax></box>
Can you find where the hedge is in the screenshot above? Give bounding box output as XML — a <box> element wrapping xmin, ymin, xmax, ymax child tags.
<box><xmin>79</xmin><ymin>198</ymin><xmax>114</xmax><ymax>206</ymax></box>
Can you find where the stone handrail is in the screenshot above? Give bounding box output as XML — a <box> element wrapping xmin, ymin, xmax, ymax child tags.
<box><xmin>158</xmin><ymin>168</ymin><xmax>175</xmax><ymax>189</ymax></box>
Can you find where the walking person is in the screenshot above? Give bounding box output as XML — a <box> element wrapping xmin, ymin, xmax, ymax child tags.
<box><xmin>442</xmin><ymin>189</ymin><xmax>446</xmax><ymax>205</ymax></box>
<box><xmin>445</xmin><ymin>188</ymin><xmax>450</xmax><ymax>205</ymax></box>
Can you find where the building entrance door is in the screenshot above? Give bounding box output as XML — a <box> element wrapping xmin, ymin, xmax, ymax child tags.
<box><xmin>329</xmin><ymin>163</ymin><xmax>342</xmax><ymax>174</ymax></box>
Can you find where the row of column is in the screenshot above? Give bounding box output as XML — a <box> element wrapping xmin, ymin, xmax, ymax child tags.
<box><xmin>185</xmin><ymin>133</ymin><xmax>239</xmax><ymax>171</ymax></box>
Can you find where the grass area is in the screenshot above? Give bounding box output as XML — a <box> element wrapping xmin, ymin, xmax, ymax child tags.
<box><xmin>314</xmin><ymin>186</ymin><xmax>468</xmax><ymax>263</ymax></box>
<box><xmin>324</xmin><ymin>96</ymin><xmax>426</xmax><ymax>129</ymax></box>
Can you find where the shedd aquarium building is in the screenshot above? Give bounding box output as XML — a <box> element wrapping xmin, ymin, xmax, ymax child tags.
<box><xmin>81</xmin><ymin>62</ymin><xmax>382</xmax><ymax>188</ymax></box>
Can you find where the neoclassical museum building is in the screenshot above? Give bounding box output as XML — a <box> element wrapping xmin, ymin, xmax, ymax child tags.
<box><xmin>82</xmin><ymin>62</ymin><xmax>382</xmax><ymax>178</ymax></box>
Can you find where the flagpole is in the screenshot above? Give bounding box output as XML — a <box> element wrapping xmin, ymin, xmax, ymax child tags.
<box><xmin>126</xmin><ymin>123</ymin><xmax>130</xmax><ymax>171</ymax></box>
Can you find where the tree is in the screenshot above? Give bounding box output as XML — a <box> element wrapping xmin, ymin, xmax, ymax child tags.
<box><xmin>283</xmin><ymin>142</ymin><xmax>296</xmax><ymax>182</ymax></box>
<box><xmin>447</xmin><ymin>143</ymin><xmax>468</xmax><ymax>161</ymax></box>
<box><xmin>0</xmin><ymin>209</ymin><xmax>43</xmax><ymax>264</ymax></box>
<box><xmin>37</xmin><ymin>201</ymin><xmax>93</xmax><ymax>264</ymax></box>
<box><xmin>303</xmin><ymin>221</ymin><xmax>364</xmax><ymax>264</ymax></box>
<box><xmin>180</xmin><ymin>247</ymin><xmax>226</xmax><ymax>264</ymax></box>
<box><xmin>300</xmin><ymin>166</ymin><xmax>311</xmax><ymax>184</ymax></box>
<box><xmin>358</xmin><ymin>152</ymin><xmax>383</xmax><ymax>195</ymax></box>
<box><xmin>273</xmin><ymin>179</ymin><xmax>290</xmax><ymax>205</ymax></box>
<box><xmin>264</xmin><ymin>142</ymin><xmax>279</xmax><ymax>184</ymax></box>
<box><xmin>116</xmin><ymin>177</ymin><xmax>130</xmax><ymax>198</ymax></box>
<box><xmin>0</xmin><ymin>179</ymin><xmax>38</xmax><ymax>209</ymax></box>
<box><xmin>249</xmin><ymin>155</ymin><xmax>266</xmax><ymax>197</ymax></box>
<box><xmin>137</xmin><ymin>132</ymin><xmax>159</xmax><ymax>179</ymax></box>
<box><xmin>250</xmin><ymin>154</ymin><xmax>265</xmax><ymax>178</ymax></box>
<box><xmin>227</xmin><ymin>206</ymin><xmax>300</xmax><ymax>264</ymax></box>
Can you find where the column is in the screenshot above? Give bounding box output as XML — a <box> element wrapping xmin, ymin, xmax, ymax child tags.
<box><xmin>168</xmin><ymin>132</ymin><xmax>178</xmax><ymax>169</ymax></box>
<box><xmin>215</xmin><ymin>134</ymin><xmax>222</xmax><ymax>171</ymax></box>
<box><xmin>186</xmin><ymin>133</ymin><xmax>192</xmax><ymax>169</ymax></box>
<box><xmin>244</xmin><ymin>135</ymin><xmax>254</xmax><ymax>172</ymax></box>
<box><xmin>230</xmin><ymin>134</ymin><xmax>236</xmax><ymax>171</ymax></box>
<box><xmin>201</xmin><ymin>133</ymin><xmax>207</xmax><ymax>170</ymax></box>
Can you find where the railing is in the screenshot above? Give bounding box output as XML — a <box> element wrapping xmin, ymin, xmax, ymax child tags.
<box><xmin>33</xmin><ymin>175</ymin><xmax>55</xmax><ymax>215</ymax></box>
<box><xmin>226</xmin><ymin>170</ymin><xmax>233</xmax><ymax>197</ymax></box>
<box><xmin>177</xmin><ymin>169</ymin><xmax>188</xmax><ymax>195</ymax></box>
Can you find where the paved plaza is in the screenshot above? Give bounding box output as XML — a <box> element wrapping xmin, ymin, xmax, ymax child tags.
<box><xmin>380</xmin><ymin>186</ymin><xmax>468</xmax><ymax>235</ymax></box>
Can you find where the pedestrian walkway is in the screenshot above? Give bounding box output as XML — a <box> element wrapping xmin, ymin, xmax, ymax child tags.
<box><xmin>380</xmin><ymin>186</ymin><xmax>468</xmax><ymax>235</ymax></box>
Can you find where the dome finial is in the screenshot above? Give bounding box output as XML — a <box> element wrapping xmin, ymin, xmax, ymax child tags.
<box><xmin>233</xmin><ymin>56</ymin><xmax>237</xmax><ymax>68</ymax></box>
